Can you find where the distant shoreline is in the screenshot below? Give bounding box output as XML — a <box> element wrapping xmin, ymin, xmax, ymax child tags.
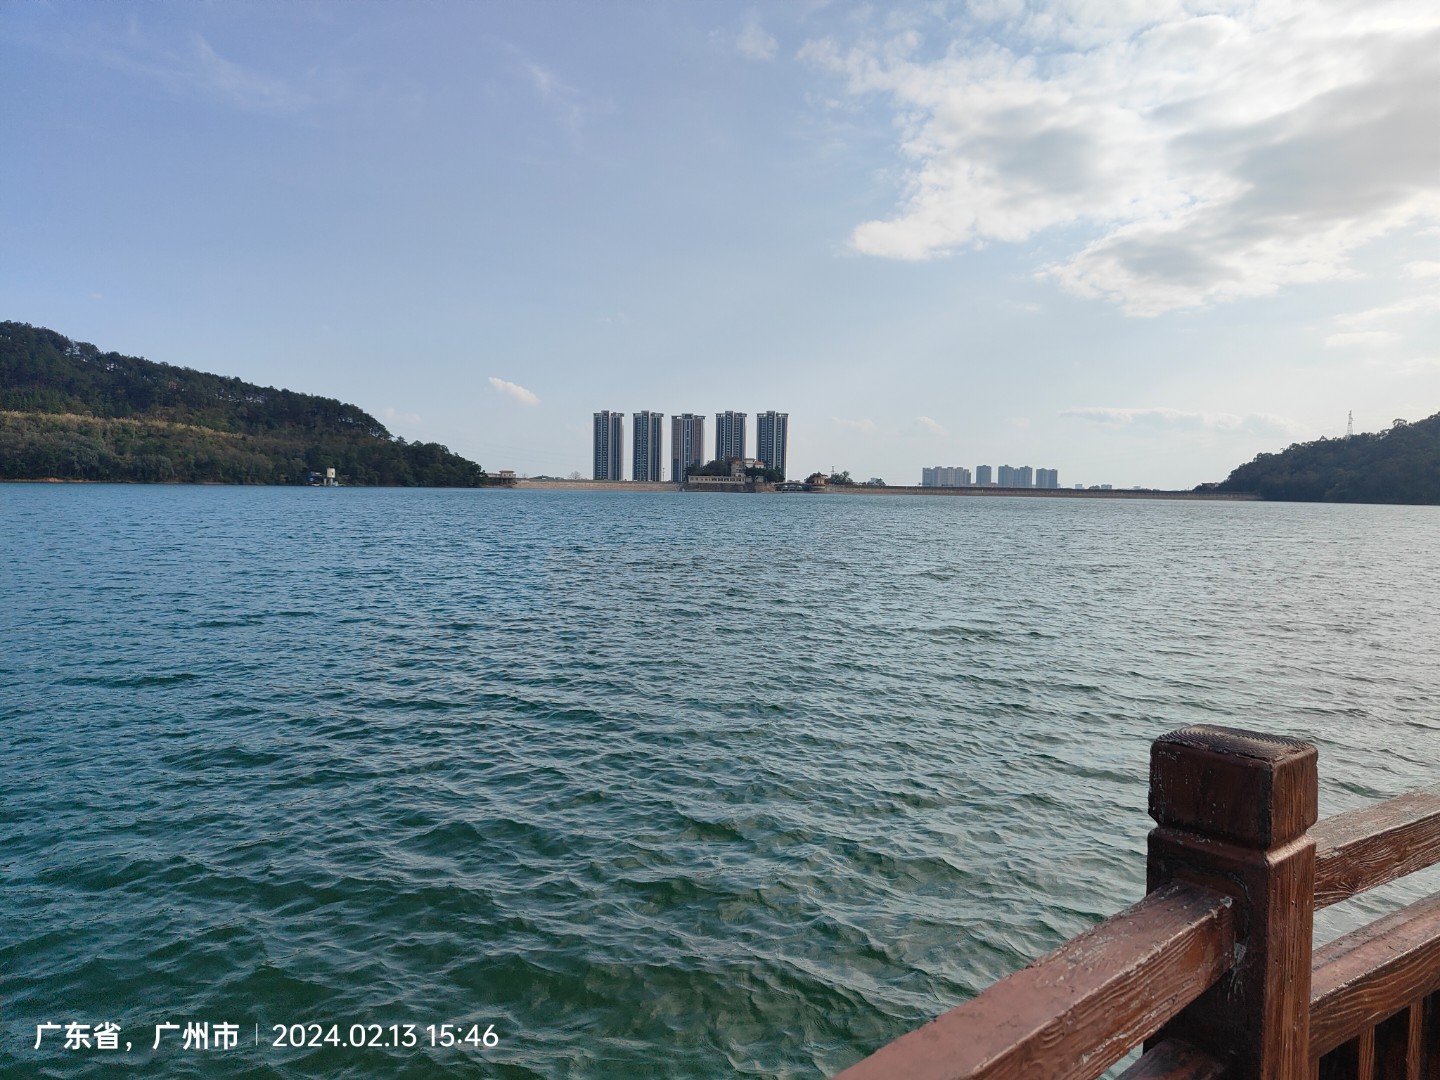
<box><xmin>2</xmin><ymin>477</ymin><xmax>1262</xmax><ymax>500</ymax></box>
<box><xmin>805</xmin><ymin>484</ymin><xmax>1260</xmax><ymax>500</ymax></box>
<box><xmin>515</xmin><ymin>478</ymin><xmax>1259</xmax><ymax>500</ymax></box>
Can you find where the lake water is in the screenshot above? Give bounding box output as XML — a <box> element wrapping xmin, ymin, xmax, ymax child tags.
<box><xmin>3</xmin><ymin>485</ymin><xmax>1439</xmax><ymax>1079</ymax></box>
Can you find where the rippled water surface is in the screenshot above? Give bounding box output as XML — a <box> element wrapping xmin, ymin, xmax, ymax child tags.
<box><xmin>3</xmin><ymin>485</ymin><xmax>1440</xmax><ymax>1078</ymax></box>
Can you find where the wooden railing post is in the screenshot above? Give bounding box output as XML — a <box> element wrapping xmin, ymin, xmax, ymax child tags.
<box><xmin>1147</xmin><ymin>726</ymin><xmax>1319</xmax><ymax>1080</ymax></box>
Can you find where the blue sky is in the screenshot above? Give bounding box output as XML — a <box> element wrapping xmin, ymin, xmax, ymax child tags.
<box><xmin>4</xmin><ymin>0</ymin><xmax>1438</xmax><ymax>486</ymax></box>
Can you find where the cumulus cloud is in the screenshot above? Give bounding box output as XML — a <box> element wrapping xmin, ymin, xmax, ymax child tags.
<box><xmin>916</xmin><ymin>415</ymin><xmax>947</xmax><ymax>435</ymax></box>
<box><xmin>736</xmin><ymin>23</ymin><xmax>779</xmax><ymax>61</ymax></box>
<box><xmin>382</xmin><ymin>406</ymin><xmax>422</xmax><ymax>425</ymax></box>
<box><xmin>1061</xmin><ymin>406</ymin><xmax>1298</xmax><ymax>439</ymax></box>
<box><xmin>804</xmin><ymin>2</ymin><xmax>1440</xmax><ymax>314</ymax></box>
<box><xmin>489</xmin><ymin>377</ymin><xmax>540</xmax><ymax>406</ymax></box>
<box><xmin>833</xmin><ymin>416</ymin><xmax>875</xmax><ymax>431</ymax></box>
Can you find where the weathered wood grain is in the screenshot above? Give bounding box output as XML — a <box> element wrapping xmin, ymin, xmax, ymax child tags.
<box><xmin>1148</xmin><ymin>726</ymin><xmax>1318</xmax><ymax>1080</ymax></box>
<box><xmin>1149</xmin><ymin>725</ymin><xmax>1318</xmax><ymax>848</ymax></box>
<box><xmin>1423</xmin><ymin>995</ymin><xmax>1440</xmax><ymax>1080</ymax></box>
<box><xmin>1371</xmin><ymin>1003</ymin><xmax>1423</xmax><ymax>1080</ymax></box>
<box><xmin>1319</xmin><ymin>1030</ymin><xmax>1375</xmax><ymax>1080</ymax></box>
<box><xmin>1118</xmin><ymin>1039</ymin><xmax>1228</xmax><ymax>1080</ymax></box>
<box><xmin>1312</xmin><ymin>891</ymin><xmax>1440</xmax><ymax>1058</ymax></box>
<box><xmin>832</xmin><ymin>883</ymin><xmax>1236</xmax><ymax>1080</ymax></box>
<box><xmin>1313</xmin><ymin>789</ymin><xmax>1440</xmax><ymax>908</ymax></box>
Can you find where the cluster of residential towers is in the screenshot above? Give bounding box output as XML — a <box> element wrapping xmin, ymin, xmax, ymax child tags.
<box><xmin>593</xmin><ymin>410</ymin><xmax>789</xmax><ymax>482</ymax></box>
<box><xmin>921</xmin><ymin>465</ymin><xmax>1061</xmax><ymax>488</ymax></box>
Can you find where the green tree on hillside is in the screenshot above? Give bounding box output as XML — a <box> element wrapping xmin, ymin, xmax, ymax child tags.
<box><xmin>1199</xmin><ymin>414</ymin><xmax>1440</xmax><ymax>503</ymax></box>
<box><xmin>0</xmin><ymin>321</ymin><xmax>499</xmax><ymax>486</ymax></box>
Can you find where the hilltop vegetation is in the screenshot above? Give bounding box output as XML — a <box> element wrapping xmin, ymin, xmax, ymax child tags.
<box><xmin>0</xmin><ymin>321</ymin><xmax>494</xmax><ymax>486</ymax></box>
<box><xmin>687</xmin><ymin>457</ymin><xmax>785</xmax><ymax>483</ymax></box>
<box><xmin>1200</xmin><ymin>412</ymin><xmax>1440</xmax><ymax>503</ymax></box>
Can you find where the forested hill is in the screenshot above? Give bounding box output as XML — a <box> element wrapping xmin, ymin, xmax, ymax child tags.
<box><xmin>1199</xmin><ymin>412</ymin><xmax>1440</xmax><ymax>503</ymax></box>
<box><xmin>0</xmin><ymin>321</ymin><xmax>495</xmax><ymax>485</ymax></box>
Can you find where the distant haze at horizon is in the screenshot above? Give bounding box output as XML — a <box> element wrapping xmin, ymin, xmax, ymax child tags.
<box><xmin>3</xmin><ymin>1</ymin><xmax>1438</xmax><ymax>488</ymax></box>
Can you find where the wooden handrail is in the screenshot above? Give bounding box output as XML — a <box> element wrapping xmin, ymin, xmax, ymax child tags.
<box><xmin>1312</xmin><ymin>787</ymin><xmax>1440</xmax><ymax>908</ymax></box>
<box><xmin>831</xmin><ymin>729</ymin><xmax>1440</xmax><ymax>1080</ymax></box>
<box><xmin>833</xmin><ymin>882</ymin><xmax>1236</xmax><ymax>1080</ymax></box>
<box><xmin>1146</xmin><ymin>726</ymin><xmax>1317</xmax><ymax>1080</ymax></box>
<box><xmin>1310</xmin><ymin>889</ymin><xmax>1440</xmax><ymax>1057</ymax></box>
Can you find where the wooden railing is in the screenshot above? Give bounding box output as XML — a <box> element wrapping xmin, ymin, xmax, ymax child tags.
<box><xmin>834</xmin><ymin>725</ymin><xmax>1440</xmax><ymax>1080</ymax></box>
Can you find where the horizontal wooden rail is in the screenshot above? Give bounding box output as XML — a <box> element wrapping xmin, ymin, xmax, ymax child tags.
<box><xmin>1310</xmin><ymin>889</ymin><xmax>1440</xmax><ymax>1057</ymax></box>
<box><xmin>834</xmin><ymin>883</ymin><xmax>1236</xmax><ymax>1080</ymax></box>
<box><xmin>831</xmin><ymin>730</ymin><xmax>1440</xmax><ymax>1080</ymax></box>
<box><xmin>1117</xmin><ymin>1039</ymin><xmax>1227</xmax><ymax>1080</ymax></box>
<box><xmin>1313</xmin><ymin>787</ymin><xmax>1440</xmax><ymax>909</ymax></box>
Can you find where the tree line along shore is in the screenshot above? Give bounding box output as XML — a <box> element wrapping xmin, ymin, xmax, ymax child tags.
<box><xmin>3</xmin><ymin>321</ymin><xmax>1438</xmax><ymax>501</ymax></box>
<box><xmin>0</xmin><ymin>322</ymin><xmax>502</xmax><ymax>487</ymax></box>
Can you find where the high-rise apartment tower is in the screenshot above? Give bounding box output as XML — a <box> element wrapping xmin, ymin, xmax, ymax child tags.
<box><xmin>756</xmin><ymin>411</ymin><xmax>788</xmax><ymax>477</ymax></box>
<box><xmin>593</xmin><ymin>411</ymin><xmax>623</xmax><ymax>480</ymax></box>
<box><xmin>922</xmin><ymin>466</ymin><xmax>971</xmax><ymax>487</ymax></box>
<box><xmin>632</xmin><ymin>411</ymin><xmax>664</xmax><ymax>482</ymax></box>
<box><xmin>671</xmin><ymin>413</ymin><xmax>706</xmax><ymax>484</ymax></box>
<box><xmin>714</xmin><ymin>411</ymin><xmax>747</xmax><ymax>462</ymax></box>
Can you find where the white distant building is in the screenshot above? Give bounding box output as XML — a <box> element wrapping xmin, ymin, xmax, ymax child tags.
<box><xmin>921</xmin><ymin>466</ymin><xmax>972</xmax><ymax>487</ymax></box>
<box><xmin>996</xmin><ymin>465</ymin><xmax>1033</xmax><ymax>488</ymax></box>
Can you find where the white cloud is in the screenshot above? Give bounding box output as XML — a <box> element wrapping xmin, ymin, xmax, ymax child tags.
<box><xmin>916</xmin><ymin>415</ymin><xmax>947</xmax><ymax>435</ymax></box>
<box><xmin>1404</xmin><ymin>261</ymin><xmax>1440</xmax><ymax>279</ymax></box>
<box><xmin>805</xmin><ymin>2</ymin><xmax>1440</xmax><ymax>314</ymax></box>
<box><xmin>526</xmin><ymin>61</ymin><xmax>580</xmax><ymax>124</ymax></box>
<box><xmin>498</xmin><ymin>42</ymin><xmax>611</xmax><ymax>146</ymax></box>
<box><xmin>1061</xmin><ymin>406</ymin><xmax>1298</xmax><ymax>438</ymax></box>
<box><xmin>489</xmin><ymin>377</ymin><xmax>540</xmax><ymax>406</ymax></box>
<box><xmin>833</xmin><ymin>416</ymin><xmax>875</xmax><ymax>431</ymax></box>
<box><xmin>1324</xmin><ymin>331</ymin><xmax>1403</xmax><ymax>350</ymax></box>
<box><xmin>94</xmin><ymin>31</ymin><xmax>343</xmax><ymax>114</ymax></box>
<box><xmin>736</xmin><ymin>23</ymin><xmax>779</xmax><ymax>61</ymax></box>
<box><xmin>1364</xmin><ymin>354</ymin><xmax>1440</xmax><ymax>376</ymax></box>
<box><xmin>1325</xmin><ymin>292</ymin><xmax>1440</xmax><ymax>347</ymax></box>
<box><xmin>382</xmin><ymin>406</ymin><xmax>422</xmax><ymax>425</ymax></box>
<box><xmin>190</xmin><ymin>36</ymin><xmax>319</xmax><ymax>112</ymax></box>
<box><xmin>521</xmin><ymin>60</ymin><xmax>588</xmax><ymax>142</ymax></box>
